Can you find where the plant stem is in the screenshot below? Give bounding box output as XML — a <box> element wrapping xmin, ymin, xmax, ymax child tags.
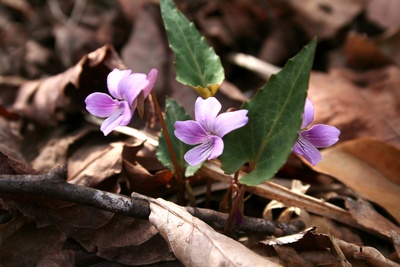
<box><xmin>150</xmin><ymin>90</ymin><xmax>186</xmax><ymax>204</ymax></box>
<box><xmin>224</xmin><ymin>184</ymin><xmax>247</xmax><ymax>235</ymax></box>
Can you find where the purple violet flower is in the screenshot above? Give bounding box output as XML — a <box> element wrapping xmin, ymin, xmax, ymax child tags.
<box><xmin>293</xmin><ymin>98</ymin><xmax>340</xmax><ymax>166</ymax></box>
<box><xmin>174</xmin><ymin>97</ymin><xmax>249</xmax><ymax>166</ymax></box>
<box><xmin>85</xmin><ymin>68</ymin><xmax>158</xmax><ymax>136</ymax></box>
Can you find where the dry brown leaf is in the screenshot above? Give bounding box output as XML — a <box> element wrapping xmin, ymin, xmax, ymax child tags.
<box><xmin>0</xmin><ymin>151</ymin><xmax>39</xmax><ymax>175</ymax></box>
<box><xmin>366</xmin><ymin>0</ymin><xmax>400</xmax><ymax>31</ymax></box>
<box><xmin>121</xmin><ymin>4</ymin><xmax>166</xmax><ymax>94</ymax></box>
<box><xmin>53</xmin><ymin>1</ymin><xmax>130</xmax><ymax>67</ymax></box>
<box><xmin>67</xmin><ymin>141</ymin><xmax>124</xmax><ymax>191</ymax></box>
<box><xmin>263</xmin><ymin>180</ymin><xmax>310</xmax><ymax>224</ymax></box>
<box><xmin>344</xmin><ymin>198</ymin><xmax>400</xmax><ymax>240</ymax></box>
<box><xmin>0</xmin><ymin>117</ymin><xmax>25</xmax><ymax>164</ymax></box>
<box><xmin>312</xmin><ymin>138</ymin><xmax>400</xmax><ymax>224</ymax></box>
<box><xmin>149</xmin><ymin>197</ymin><xmax>283</xmax><ymax>267</ymax></box>
<box><xmin>31</xmin><ymin>127</ymin><xmax>92</xmax><ymax>173</ymax></box>
<box><xmin>13</xmin><ymin>44</ymin><xmax>125</xmax><ymax>127</ymax></box>
<box><xmin>335</xmin><ymin>237</ymin><xmax>399</xmax><ymax>267</ymax></box>
<box><xmin>122</xmin><ymin>142</ymin><xmax>175</xmax><ymax>197</ymax></box>
<box><xmin>344</xmin><ymin>32</ymin><xmax>393</xmax><ymax>69</ymax></box>
<box><xmin>309</xmin><ymin>66</ymin><xmax>400</xmax><ymax>149</ymax></box>
<box><xmin>391</xmin><ymin>230</ymin><xmax>400</xmax><ymax>260</ymax></box>
<box><xmin>0</xmin><ymin>221</ymin><xmax>65</xmax><ymax>266</ymax></box>
<box><xmin>1</xmin><ymin>193</ymin><xmax>174</xmax><ymax>266</ymax></box>
<box><xmin>258</xmin><ymin>227</ymin><xmax>339</xmax><ymax>266</ymax></box>
<box><xmin>284</xmin><ymin>0</ymin><xmax>367</xmax><ymax>39</ymax></box>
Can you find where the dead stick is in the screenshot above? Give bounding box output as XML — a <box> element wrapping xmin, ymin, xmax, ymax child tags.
<box><xmin>0</xmin><ymin>165</ymin><xmax>303</xmax><ymax>236</ymax></box>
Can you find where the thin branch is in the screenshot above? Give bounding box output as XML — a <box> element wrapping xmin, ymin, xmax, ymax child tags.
<box><xmin>0</xmin><ymin>165</ymin><xmax>303</xmax><ymax>236</ymax></box>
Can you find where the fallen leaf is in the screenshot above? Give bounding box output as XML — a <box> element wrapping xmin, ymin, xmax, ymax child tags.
<box><xmin>366</xmin><ymin>0</ymin><xmax>400</xmax><ymax>31</ymax></box>
<box><xmin>309</xmin><ymin>66</ymin><xmax>400</xmax><ymax>149</ymax></box>
<box><xmin>0</xmin><ymin>151</ymin><xmax>39</xmax><ymax>175</ymax></box>
<box><xmin>0</xmin><ymin>221</ymin><xmax>65</xmax><ymax>266</ymax></box>
<box><xmin>344</xmin><ymin>198</ymin><xmax>400</xmax><ymax>240</ymax></box>
<box><xmin>67</xmin><ymin>141</ymin><xmax>124</xmax><ymax>191</ymax></box>
<box><xmin>283</xmin><ymin>0</ymin><xmax>367</xmax><ymax>39</ymax></box>
<box><xmin>13</xmin><ymin>44</ymin><xmax>125</xmax><ymax>127</ymax></box>
<box><xmin>31</xmin><ymin>127</ymin><xmax>92</xmax><ymax>173</ymax></box>
<box><xmin>149</xmin><ymin>197</ymin><xmax>283</xmax><ymax>267</ymax></box>
<box><xmin>263</xmin><ymin>180</ymin><xmax>310</xmax><ymax>224</ymax></box>
<box><xmin>121</xmin><ymin>4</ymin><xmax>166</xmax><ymax>94</ymax></box>
<box><xmin>344</xmin><ymin>32</ymin><xmax>393</xmax><ymax>69</ymax></box>
<box><xmin>312</xmin><ymin>138</ymin><xmax>400</xmax><ymax>223</ymax></box>
<box><xmin>0</xmin><ymin>117</ymin><xmax>25</xmax><ymax>164</ymax></box>
<box><xmin>1</xmin><ymin>192</ymin><xmax>175</xmax><ymax>266</ymax></box>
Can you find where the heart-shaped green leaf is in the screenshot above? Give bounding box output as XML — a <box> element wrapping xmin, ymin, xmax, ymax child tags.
<box><xmin>220</xmin><ymin>38</ymin><xmax>317</xmax><ymax>185</ymax></box>
<box><xmin>160</xmin><ymin>0</ymin><xmax>224</xmax><ymax>98</ymax></box>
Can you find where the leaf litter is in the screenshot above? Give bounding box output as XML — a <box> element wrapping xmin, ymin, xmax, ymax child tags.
<box><xmin>0</xmin><ymin>0</ymin><xmax>399</xmax><ymax>266</ymax></box>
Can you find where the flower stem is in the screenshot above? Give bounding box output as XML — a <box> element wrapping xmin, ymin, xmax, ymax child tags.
<box><xmin>150</xmin><ymin>90</ymin><xmax>186</xmax><ymax>204</ymax></box>
<box><xmin>223</xmin><ymin>184</ymin><xmax>247</xmax><ymax>235</ymax></box>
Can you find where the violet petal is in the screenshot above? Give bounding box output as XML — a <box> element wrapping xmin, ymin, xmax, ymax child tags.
<box><xmin>213</xmin><ymin>110</ymin><xmax>248</xmax><ymax>137</ymax></box>
<box><xmin>184</xmin><ymin>139</ymin><xmax>214</xmax><ymax>166</ymax></box>
<box><xmin>208</xmin><ymin>135</ymin><xmax>224</xmax><ymax>159</ymax></box>
<box><xmin>194</xmin><ymin>97</ymin><xmax>221</xmax><ymax>132</ymax></box>
<box><xmin>107</xmin><ymin>69</ymin><xmax>132</xmax><ymax>99</ymax></box>
<box><xmin>302</xmin><ymin>98</ymin><xmax>314</xmax><ymax>128</ymax></box>
<box><xmin>119</xmin><ymin>73</ymin><xmax>149</xmax><ymax>105</ymax></box>
<box><xmin>301</xmin><ymin>124</ymin><xmax>340</xmax><ymax>148</ymax></box>
<box><xmin>142</xmin><ymin>69</ymin><xmax>158</xmax><ymax>98</ymax></box>
<box><xmin>293</xmin><ymin>134</ymin><xmax>322</xmax><ymax>166</ymax></box>
<box><xmin>100</xmin><ymin>100</ymin><xmax>133</xmax><ymax>136</ymax></box>
<box><xmin>85</xmin><ymin>93</ymin><xmax>119</xmax><ymax>118</ymax></box>
<box><xmin>174</xmin><ymin>120</ymin><xmax>209</xmax><ymax>145</ymax></box>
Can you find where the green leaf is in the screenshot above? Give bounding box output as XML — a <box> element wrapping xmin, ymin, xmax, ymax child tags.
<box><xmin>156</xmin><ymin>98</ymin><xmax>202</xmax><ymax>176</ymax></box>
<box><xmin>160</xmin><ymin>0</ymin><xmax>224</xmax><ymax>98</ymax></box>
<box><xmin>219</xmin><ymin>38</ymin><xmax>317</xmax><ymax>186</ymax></box>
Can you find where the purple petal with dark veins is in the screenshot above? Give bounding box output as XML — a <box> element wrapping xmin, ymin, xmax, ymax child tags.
<box><xmin>301</xmin><ymin>124</ymin><xmax>340</xmax><ymax>148</ymax></box>
<box><xmin>293</xmin><ymin>134</ymin><xmax>322</xmax><ymax>166</ymax></box>
<box><xmin>174</xmin><ymin>120</ymin><xmax>209</xmax><ymax>145</ymax></box>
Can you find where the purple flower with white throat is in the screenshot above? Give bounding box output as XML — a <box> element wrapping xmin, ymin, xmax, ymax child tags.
<box><xmin>85</xmin><ymin>68</ymin><xmax>158</xmax><ymax>136</ymax></box>
<box><xmin>174</xmin><ymin>97</ymin><xmax>248</xmax><ymax>166</ymax></box>
<box><xmin>293</xmin><ymin>98</ymin><xmax>340</xmax><ymax>166</ymax></box>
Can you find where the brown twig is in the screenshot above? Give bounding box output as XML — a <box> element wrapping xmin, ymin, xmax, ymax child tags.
<box><xmin>0</xmin><ymin>165</ymin><xmax>303</xmax><ymax>236</ymax></box>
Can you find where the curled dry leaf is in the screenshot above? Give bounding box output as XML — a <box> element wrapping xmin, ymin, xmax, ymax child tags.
<box><xmin>312</xmin><ymin>138</ymin><xmax>400</xmax><ymax>224</ymax></box>
<box><xmin>67</xmin><ymin>141</ymin><xmax>124</xmax><ymax>191</ymax></box>
<box><xmin>0</xmin><ymin>151</ymin><xmax>39</xmax><ymax>175</ymax></box>
<box><xmin>31</xmin><ymin>127</ymin><xmax>92</xmax><ymax>173</ymax></box>
<box><xmin>149</xmin><ymin>197</ymin><xmax>283</xmax><ymax>267</ymax></box>
<box><xmin>12</xmin><ymin>44</ymin><xmax>126</xmax><ymax>127</ymax></box>
<box><xmin>259</xmin><ymin>226</ymin><xmax>398</xmax><ymax>266</ymax></box>
<box><xmin>263</xmin><ymin>180</ymin><xmax>310</xmax><ymax>224</ymax></box>
<box><xmin>122</xmin><ymin>141</ymin><xmax>175</xmax><ymax>197</ymax></box>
